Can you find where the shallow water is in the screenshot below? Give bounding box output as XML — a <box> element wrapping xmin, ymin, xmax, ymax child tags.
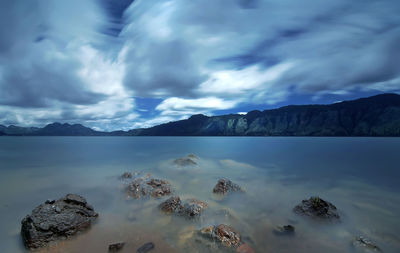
<box><xmin>0</xmin><ymin>137</ymin><xmax>399</xmax><ymax>253</ymax></box>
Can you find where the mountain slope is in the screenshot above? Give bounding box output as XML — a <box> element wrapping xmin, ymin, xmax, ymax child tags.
<box><xmin>129</xmin><ymin>93</ymin><xmax>400</xmax><ymax>136</ymax></box>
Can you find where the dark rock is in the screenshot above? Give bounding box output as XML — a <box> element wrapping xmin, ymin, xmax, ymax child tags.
<box><xmin>352</xmin><ymin>236</ymin><xmax>381</xmax><ymax>252</ymax></box>
<box><xmin>179</xmin><ymin>199</ymin><xmax>208</xmax><ymax>218</ymax></box>
<box><xmin>213</xmin><ymin>178</ymin><xmax>243</xmax><ymax>195</ymax></box>
<box><xmin>159</xmin><ymin>197</ymin><xmax>207</xmax><ymax>218</ymax></box>
<box><xmin>125</xmin><ymin>175</ymin><xmax>172</xmax><ymax>199</ymax></box>
<box><xmin>200</xmin><ymin>224</ymin><xmax>241</xmax><ymax>248</ymax></box>
<box><xmin>273</xmin><ymin>225</ymin><xmax>295</xmax><ymax>236</ymax></box>
<box><xmin>21</xmin><ymin>194</ymin><xmax>98</xmax><ymax>249</ymax></box>
<box><xmin>120</xmin><ymin>172</ymin><xmax>132</xmax><ymax>179</ymax></box>
<box><xmin>137</xmin><ymin>242</ymin><xmax>155</xmax><ymax>253</ymax></box>
<box><xmin>109</xmin><ymin>242</ymin><xmax>125</xmax><ymax>251</ymax></box>
<box><xmin>293</xmin><ymin>196</ymin><xmax>340</xmax><ymax>220</ymax></box>
<box><xmin>159</xmin><ymin>196</ymin><xmax>182</xmax><ymax>213</ymax></box>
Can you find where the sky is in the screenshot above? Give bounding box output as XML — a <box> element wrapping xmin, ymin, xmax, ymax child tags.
<box><xmin>0</xmin><ymin>0</ymin><xmax>399</xmax><ymax>131</ymax></box>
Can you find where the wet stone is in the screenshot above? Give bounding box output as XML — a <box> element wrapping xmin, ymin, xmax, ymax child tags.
<box><xmin>159</xmin><ymin>196</ymin><xmax>208</xmax><ymax>218</ymax></box>
<box><xmin>125</xmin><ymin>174</ymin><xmax>172</xmax><ymax>200</ymax></box>
<box><xmin>109</xmin><ymin>242</ymin><xmax>125</xmax><ymax>251</ymax></box>
<box><xmin>120</xmin><ymin>172</ymin><xmax>132</xmax><ymax>179</ymax></box>
<box><xmin>236</xmin><ymin>243</ymin><xmax>256</xmax><ymax>253</ymax></box>
<box><xmin>137</xmin><ymin>242</ymin><xmax>155</xmax><ymax>253</ymax></box>
<box><xmin>273</xmin><ymin>225</ymin><xmax>295</xmax><ymax>236</ymax></box>
<box><xmin>200</xmin><ymin>224</ymin><xmax>242</xmax><ymax>248</ymax></box>
<box><xmin>293</xmin><ymin>196</ymin><xmax>340</xmax><ymax>220</ymax></box>
<box><xmin>20</xmin><ymin>194</ymin><xmax>98</xmax><ymax>249</ymax></box>
<box><xmin>213</xmin><ymin>178</ymin><xmax>243</xmax><ymax>195</ymax></box>
<box><xmin>352</xmin><ymin>236</ymin><xmax>381</xmax><ymax>252</ymax></box>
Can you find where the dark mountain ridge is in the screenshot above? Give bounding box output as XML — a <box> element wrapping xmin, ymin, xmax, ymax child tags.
<box><xmin>1</xmin><ymin>93</ymin><xmax>400</xmax><ymax>136</ymax></box>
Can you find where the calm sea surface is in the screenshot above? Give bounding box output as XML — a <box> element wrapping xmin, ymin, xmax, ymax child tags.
<box><xmin>0</xmin><ymin>137</ymin><xmax>399</xmax><ymax>253</ymax></box>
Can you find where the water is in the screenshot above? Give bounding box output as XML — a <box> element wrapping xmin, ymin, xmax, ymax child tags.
<box><xmin>0</xmin><ymin>137</ymin><xmax>399</xmax><ymax>253</ymax></box>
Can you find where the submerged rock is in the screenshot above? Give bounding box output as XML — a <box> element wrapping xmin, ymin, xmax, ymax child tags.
<box><xmin>200</xmin><ymin>224</ymin><xmax>241</xmax><ymax>248</ymax></box>
<box><xmin>213</xmin><ymin>178</ymin><xmax>243</xmax><ymax>195</ymax></box>
<box><xmin>159</xmin><ymin>196</ymin><xmax>182</xmax><ymax>213</ymax></box>
<box><xmin>125</xmin><ymin>175</ymin><xmax>172</xmax><ymax>199</ymax></box>
<box><xmin>159</xmin><ymin>196</ymin><xmax>208</xmax><ymax>218</ymax></box>
<box><xmin>273</xmin><ymin>225</ymin><xmax>295</xmax><ymax>236</ymax></box>
<box><xmin>173</xmin><ymin>154</ymin><xmax>198</xmax><ymax>167</ymax></box>
<box><xmin>137</xmin><ymin>242</ymin><xmax>155</xmax><ymax>253</ymax></box>
<box><xmin>120</xmin><ymin>172</ymin><xmax>132</xmax><ymax>179</ymax></box>
<box><xmin>180</xmin><ymin>199</ymin><xmax>208</xmax><ymax>218</ymax></box>
<box><xmin>352</xmin><ymin>236</ymin><xmax>381</xmax><ymax>252</ymax></box>
<box><xmin>21</xmin><ymin>194</ymin><xmax>98</xmax><ymax>249</ymax></box>
<box><xmin>293</xmin><ymin>196</ymin><xmax>340</xmax><ymax>220</ymax></box>
<box><xmin>108</xmin><ymin>242</ymin><xmax>125</xmax><ymax>251</ymax></box>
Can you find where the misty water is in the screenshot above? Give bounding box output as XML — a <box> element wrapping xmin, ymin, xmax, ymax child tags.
<box><xmin>0</xmin><ymin>137</ymin><xmax>399</xmax><ymax>253</ymax></box>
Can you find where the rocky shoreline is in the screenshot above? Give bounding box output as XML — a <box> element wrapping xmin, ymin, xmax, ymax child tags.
<box><xmin>20</xmin><ymin>155</ymin><xmax>383</xmax><ymax>252</ymax></box>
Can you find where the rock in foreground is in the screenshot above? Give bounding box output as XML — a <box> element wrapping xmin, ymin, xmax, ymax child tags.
<box><xmin>200</xmin><ymin>224</ymin><xmax>242</xmax><ymax>248</ymax></box>
<box><xmin>293</xmin><ymin>196</ymin><xmax>340</xmax><ymax>220</ymax></box>
<box><xmin>213</xmin><ymin>178</ymin><xmax>243</xmax><ymax>195</ymax></box>
<box><xmin>21</xmin><ymin>194</ymin><xmax>98</xmax><ymax>249</ymax></box>
<box><xmin>352</xmin><ymin>236</ymin><xmax>381</xmax><ymax>252</ymax></box>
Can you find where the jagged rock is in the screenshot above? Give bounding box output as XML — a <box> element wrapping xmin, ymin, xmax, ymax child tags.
<box><xmin>180</xmin><ymin>199</ymin><xmax>208</xmax><ymax>218</ymax></box>
<box><xmin>125</xmin><ymin>175</ymin><xmax>172</xmax><ymax>199</ymax></box>
<box><xmin>213</xmin><ymin>178</ymin><xmax>243</xmax><ymax>195</ymax></box>
<box><xmin>120</xmin><ymin>172</ymin><xmax>132</xmax><ymax>179</ymax></box>
<box><xmin>273</xmin><ymin>225</ymin><xmax>295</xmax><ymax>236</ymax></box>
<box><xmin>159</xmin><ymin>196</ymin><xmax>182</xmax><ymax>213</ymax></box>
<box><xmin>137</xmin><ymin>242</ymin><xmax>155</xmax><ymax>253</ymax></box>
<box><xmin>159</xmin><ymin>196</ymin><xmax>207</xmax><ymax>218</ymax></box>
<box><xmin>293</xmin><ymin>196</ymin><xmax>340</xmax><ymax>220</ymax></box>
<box><xmin>200</xmin><ymin>224</ymin><xmax>241</xmax><ymax>248</ymax></box>
<box><xmin>109</xmin><ymin>242</ymin><xmax>125</xmax><ymax>251</ymax></box>
<box><xmin>352</xmin><ymin>236</ymin><xmax>381</xmax><ymax>252</ymax></box>
<box><xmin>20</xmin><ymin>194</ymin><xmax>98</xmax><ymax>249</ymax></box>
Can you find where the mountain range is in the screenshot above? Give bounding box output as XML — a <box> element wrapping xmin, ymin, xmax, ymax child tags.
<box><xmin>1</xmin><ymin>93</ymin><xmax>400</xmax><ymax>136</ymax></box>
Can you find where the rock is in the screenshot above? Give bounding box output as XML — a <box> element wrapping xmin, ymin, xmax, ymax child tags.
<box><xmin>159</xmin><ymin>197</ymin><xmax>207</xmax><ymax>218</ymax></box>
<box><xmin>159</xmin><ymin>196</ymin><xmax>182</xmax><ymax>213</ymax></box>
<box><xmin>109</xmin><ymin>242</ymin><xmax>125</xmax><ymax>251</ymax></box>
<box><xmin>137</xmin><ymin>242</ymin><xmax>155</xmax><ymax>253</ymax></box>
<box><xmin>125</xmin><ymin>176</ymin><xmax>172</xmax><ymax>199</ymax></box>
<box><xmin>120</xmin><ymin>172</ymin><xmax>132</xmax><ymax>179</ymax></box>
<box><xmin>179</xmin><ymin>199</ymin><xmax>208</xmax><ymax>218</ymax></box>
<box><xmin>273</xmin><ymin>225</ymin><xmax>295</xmax><ymax>236</ymax></box>
<box><xmin>237</xmin><ymin>243</ymin><xmax>255</xmax><ymax>253</ymax></box>
<box><xmin>200</xmin><ymin>224</ymin><xmax>241</xmax><ymax>248</ymax></box>
<box><xmin>173</xmin><ymin>154</ymin><xmax>198</xmax><ymax>166</ymax></box>
<box><xmin>293</xmin><ymin>196</ymin><xmax>340</xmax><ymax>220</ymax></box>
<box><xmin>20</xmin><ymin>194</ymin><xmax>98</xmax><ymax>249</ymax></box>
<box><xmin>352</xmin><ymin>236</ymin><xmax>381</xmax><ymax>252</ymax></box>
<box><xmin>213</xmin><ymin>178</ymin><xmax>243</xmax><ymax>195</ymax></box>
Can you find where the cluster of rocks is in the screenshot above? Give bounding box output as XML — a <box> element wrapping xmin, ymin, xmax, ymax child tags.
<box><xmin>20</xmin><ymin>155</ymin><xmax>383</xmax><ymax>252</ymax></box>
<box><xmin>20</xmin><ymin>194</ymin><xmax>98</xmax><ymax>249</ymax></box>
